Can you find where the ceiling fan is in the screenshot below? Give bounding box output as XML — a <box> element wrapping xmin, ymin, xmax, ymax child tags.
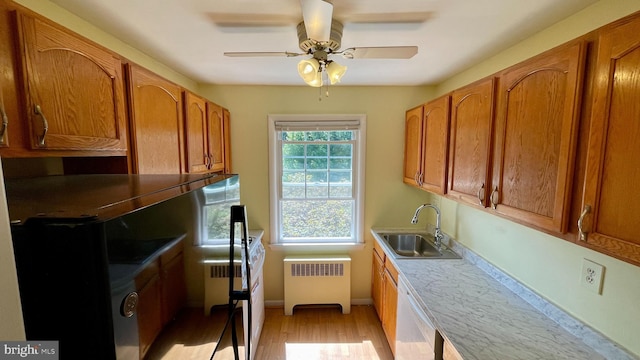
<box><xmin>222</xmin><ymin>0</ymin><xmax>419</xmax><ymax>87</ymax></box>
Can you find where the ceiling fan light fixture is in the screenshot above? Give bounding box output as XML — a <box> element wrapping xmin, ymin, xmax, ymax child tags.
<box><xmin>326</xmin><ymin>61</ymin><xmax>347</xmax><ymax>84</ymax></box>
<box><xmin>298</xmin><ymin>58</ymin><xmax>323</xmax><ymax>87</ymax></box>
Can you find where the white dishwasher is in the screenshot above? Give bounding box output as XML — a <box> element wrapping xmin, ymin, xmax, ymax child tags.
<box><xmin>396</xmin><ymin>275</ymin><xmax>443</xmax><ymax>360</ymax></box>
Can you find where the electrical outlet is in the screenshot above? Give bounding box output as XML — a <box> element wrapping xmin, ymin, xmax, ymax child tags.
<box><xmin>580</xmin><ymin>259</ymin><xmax>605</xmax><ymax>294</ymax></box>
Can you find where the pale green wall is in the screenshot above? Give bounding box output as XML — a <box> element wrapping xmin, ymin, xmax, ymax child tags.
<box><xmin>199</xmin><ymin>85</ymin><xmax>433</xmax><ymax>303</ymax></box>
<box><xmin>432</xmin><ymin>0</ymin><xmax>640</xmax><ymax>356</ymax></box>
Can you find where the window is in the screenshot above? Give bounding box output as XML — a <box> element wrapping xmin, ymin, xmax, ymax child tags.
<box><xmin>268</xmin><ymin>114</ymin><xmax>365</xmax><ymax>244</ymax></box>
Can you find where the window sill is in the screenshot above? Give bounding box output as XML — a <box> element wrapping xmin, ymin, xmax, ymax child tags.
<box><xmin>269</xmin><ymin>242</ymin><xmax>365</xmax><ymax>254</ymax></box>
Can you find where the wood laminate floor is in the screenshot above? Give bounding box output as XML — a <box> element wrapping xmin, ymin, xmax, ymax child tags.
<box><xmin>145</xmin><ymin>305</ymin><xmax>394</xmax><ymax>360</ymax></box>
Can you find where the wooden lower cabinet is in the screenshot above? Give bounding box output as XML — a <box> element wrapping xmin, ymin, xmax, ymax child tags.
<box><xmin>371</xmin><ymin>248</ymin><xmax>384</xmax><ymax>317</ymax></box>
<box><xmin>135</xmin><ymin>261</ymin><xmax>162</xmax><ymax>359</ymax></box>
<box><xmin>135</xmin><ymin>241</ymin><xmax>186</xmax><ymax>359</ymax></box>
<box><xmin>160</xmin><ymin>243</ymin><xmax>187</xmax><ymax>326</ymax></box>
<box><xmin>382</xmin><ymin>262</ymin><xmax>398</xmax><ymax>354</ymax></box>
<box><xmin>443</xmin><ymin>339</ymin><xmax>464</xmax><ymax>360</ymax></box>
<box><xmin>371</xmin><ymin>241</ymin><xmax>398</xmax><ymax>354</ymax></box>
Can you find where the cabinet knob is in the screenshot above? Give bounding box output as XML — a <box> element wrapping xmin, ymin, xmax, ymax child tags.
<box><xmin>34</xmin><ymin>105</ymin><xmax>49</xmax><ymax>146</ymax></box>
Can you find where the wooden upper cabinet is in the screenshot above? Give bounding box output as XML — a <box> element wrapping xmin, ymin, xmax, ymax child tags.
<box><xmin>207</xmin><ymin>102</ymin><xmax>225</xmax><ymax>173</ymax></box>
<box><xmin>491</xmin><ymin>41</ymin><xmax>586</xmax><ymax>233</ymax></box>
<box><xmin>223</xmin><ymin>108</ymin><xmax>232</xmax><ymax>173</ymax></box>
<box><xmin>579</xmin><ymin>16</ymin><xmax>640</xmax><ymax>265</ymax></box>
<box><xmin>126</xmin><ymin>64</ymin><xmax>184</xmax><ymax>174</ymax></box>
<box><xmin>0</xmin><ymin>0</ymin><xmax>18</xmax><ymax>150</ymax></box>
<box><xmin>447</xmin><ymin>77</ymin><xmax>496</xmax><ymax>207</ymax></box>
<box><xmin>184</xmin><ymin>94</ymin><xmax>227</xmax><ymax>174</ymax></box>
<box><xmin>403</xmin><ymin>105</ymin><xmax>424</xmax><ymax>186</ymax></box>
<box><xmin>14</xmin><ymin>11</ymin><xmax>127</xmax><ymax>152</ymax></box>
<box><xmin>184</xmin><ymin>91</ymin><xmax>209</xmax><ymax>173</ymax></box>
<box><xmin>420</xmin><ymin>95</ymin><xmax>451</xmax><ymax>195</ymax></box>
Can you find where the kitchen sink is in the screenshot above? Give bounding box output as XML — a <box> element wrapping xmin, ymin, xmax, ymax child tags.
<box><xmin>377</xmin><ymin>232</ymin><xmax>461</xmax><ymax>259</ymax></box>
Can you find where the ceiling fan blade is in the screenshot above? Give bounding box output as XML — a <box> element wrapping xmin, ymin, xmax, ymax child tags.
<box><xmin>224</xmin><ymin>51</ymin><xmax>304</xmax><ymax>57</ymax></box>
<box><xmin>300</xmin><ymin>0</ymin><xmax>333</xmax><ymax>41</ymax></box>
<box><xmin>340</xmin><ymin>46</ymin><xmax>418</xmax><ymax>59</ymax></box>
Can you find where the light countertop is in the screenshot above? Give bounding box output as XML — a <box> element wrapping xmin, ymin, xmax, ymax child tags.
<box><xmin>371</xmin><ymin>228</ymin><xmax>635</xmax><ymax>360</ymax></box>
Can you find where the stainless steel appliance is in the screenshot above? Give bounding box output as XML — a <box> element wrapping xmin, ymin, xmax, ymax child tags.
<box><xmin>244</xmin><ymin>233</ymin><xmax>265</xmax><ymax>360</ymax></box>
<box><xmin>7</xmin><ymin>173</ymin><xmax>239</xmax><ymax>360</ymax></box>
<box><xmin>396</xmin><ymin>275</ymin><xmax>443</xmax><ymax>360</ymax></box>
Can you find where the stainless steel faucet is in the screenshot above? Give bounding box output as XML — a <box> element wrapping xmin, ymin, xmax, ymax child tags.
<box><xmin>411</xmin><ymin>204</ymin><xmax>443</xmax><ymax>249</ymax></box>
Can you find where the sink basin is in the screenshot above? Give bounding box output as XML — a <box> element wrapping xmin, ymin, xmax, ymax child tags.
<box><xmin>377</xmin><ymin>232</ymin><xmax>461</xmax><ymax>259</ymax></box>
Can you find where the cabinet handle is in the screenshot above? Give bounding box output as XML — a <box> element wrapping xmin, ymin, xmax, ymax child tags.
<box><xmin>477</xmin><ymin>183</ymin><xmax>485</xmax><ymax>205</ymax></box>
<box><xmin>204</xmin><ymin>153</ymin><xmax>210</xmax><ymax>168</ymax></box>
<box><xmin>490</xmin><ymin>186</ymin><xmax>499</xmax><ymax>209</ymax></box>
<box><xmin>418</xmin><ymin>172</ymin><xmax>424</xmax><ymax>187</ymax></box>
<box><xmin>578</xmin><ymin>205</ymin><xmax>591</xmax><ymax>242</ymax></box>
<box><xmin>34</xmin><ymin>105</ymin><xmax>49</xmax><ymax>146</ymax></box>
<box><xmin>0</xmin><ymin>105</ymin><xmax>7</xmax><ymax>144</ymax></box>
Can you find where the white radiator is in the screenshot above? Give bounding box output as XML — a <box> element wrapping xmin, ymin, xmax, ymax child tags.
<box><xmin>203</xmin><ymin>259</ymin><xmax>242</xmax><ymax>316</ymax></box>
<box><xmin>283</xmin><ymin>255</ymin><xmax>351</xmax><ymax>315</ymax></box>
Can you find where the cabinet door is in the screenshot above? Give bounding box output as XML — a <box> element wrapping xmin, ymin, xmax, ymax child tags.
<box><xmin>184</xmin><ymin>91</ymin><xmax>209</xmax><ymax>173</ymax></box>
<box><xmin>403</xmin><ymin>105</ymin><xmax>424</xmax><ymax>186</ymax></box>
<box><xmin>161</xmin><ymin>252</ymin><xmax>187</xmax><ymax>325</ymax></box>
<box><xmin>207</xmin><ymin>102</ymin><xmax>225</xmax><ymax>172</ymax></box>
<box><xmin>448</xmin><ymin>77</ymin><xmax>495</xmax><ymax>207</ymax></box>
<box><xmin>127</xmin><ymin>64</ymin><xmax>184</xmax><ymax>174</ymax></box>
<box><xmin>0</xmin><ymin>0</ymin><xmax>18</xmax><ymax>150</ymax></box>
<box><xmin>492</xmin><ymin>41</ymin><xmax>586</xmax><ymax>233</ymax></box>
<box><xmin>579</xmin><ymin>18</ymin><xmax>640</xmax><ymax>265</ymax></box>
<box><xmin>0</xmin><ymin>85</ymin><xmax>9</xmax><ymax>148</ymax></box>
<box><xmin>223</xmin><ymin>108</ymin><xmax>232</xmax><ymax>173</ymax></box>
<box><xmin>371</xmin><ymin>250</ymin><xmax>384</xmax><ymax>320</ymax></box>
<box><xmin>420</xmin><ymin>95</ymin><xmax>451</xmax><ymax>195</ymax></box>
<box><xmin>382</xmin><ymin>267</ymin><xmax>398</xmax><ymax>355</ymax></box>
<box><xmin>136</xmin><ymin>273</ymin><xmax>162</xmax><ymax>359</ymax></box>
<box><xmin>15</xmin><ymin>12</ymin><xmax>127</xmax><ymax>152</ymax></box>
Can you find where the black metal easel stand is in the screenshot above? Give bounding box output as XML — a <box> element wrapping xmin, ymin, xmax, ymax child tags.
<box><xmin>210</xmin><ymin>205</ymin><xmax>252</xmax><ymax>360</ymax></box>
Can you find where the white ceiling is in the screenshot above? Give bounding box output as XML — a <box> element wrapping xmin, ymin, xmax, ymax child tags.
<box><xmin>48</xmin><ymin>0</ymin><xmax>597</xmax><ymax>86</ymax></box>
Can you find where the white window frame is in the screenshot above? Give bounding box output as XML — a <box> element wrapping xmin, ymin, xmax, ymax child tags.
<box><xmin>268</xmin><ymin>114</ymin><xmax>366</xmax><ymax>246</ymax></box>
